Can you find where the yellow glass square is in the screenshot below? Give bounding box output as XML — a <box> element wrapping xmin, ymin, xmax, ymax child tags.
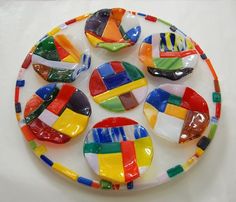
<box><xmin>165</xmin><ymin>103</ymin><xmax>187</xmax><ymax>120</ymax></box>
<box><xmin>52</xmin><ymin>108</ymin><xmax>89</xmax><ymax>138</ymax></box>
<box><xmin>34</xmin><ymin>145</ymin><xmax>47</xmax><ymax>157</ymax></box>
<box><xmin>144</xmin><ymin>102</ymin><xmax>158</xmax><ymax>128</ymax></box>
<box><xmin>98</xmin><ymin>153</ymin><xmax>125</xmax><ymax>183</ymax></box>
<box><xmin>134</xmin><ymin>137</ymin><xmax>153</xmax><ymax>167</ymax></box>
<box><xmin>196</xmin><ymin>147</ymin><xmax>204</xmax><ymax>157</ymax></box>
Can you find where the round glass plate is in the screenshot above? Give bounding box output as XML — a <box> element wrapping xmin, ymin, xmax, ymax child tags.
<box><xmin>83</xmin><ymin>117</ymin><xmax>153</xmax><ymax>184</ymax></box>
<box><xmin>89</xmin><ymin>61</ymin><xmax>148</xmax><ymax>112</ymax></box>
<box><xmin>23</xmin><ymin>83</ymin><xmax>91</xmax><ymax>144</ymax></box>
<box><xmin>85</xmin><ymin>8</ymin><xmax>141</xmax><ymax>52</ymax></box>
<box><xmin>15</xmin><ymin>8</ymin><xmax>221</xmax><ymax>191</ymax></box>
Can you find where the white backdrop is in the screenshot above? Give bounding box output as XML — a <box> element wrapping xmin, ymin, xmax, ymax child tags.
<box><xmin>0</xmin><ymin>0</ymin><xmax>235</xmax><ymax>202</ymax></box>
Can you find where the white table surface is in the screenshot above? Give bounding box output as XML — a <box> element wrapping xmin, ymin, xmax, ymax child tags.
<box><xmin>0</xmin><ymin>0</ymin><xmax>235</xmax><ymax>201</ymax></box>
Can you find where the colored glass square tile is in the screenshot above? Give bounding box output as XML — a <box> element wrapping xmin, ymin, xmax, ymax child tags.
<box><xmin>127</xmin><ymin>181</ymin><xmax>134</xmax><ymax>189</ymax></box>
<box><xmin>84</xmin><ymin>142</ymin><xmax>121</xmax><ymax>154</ymax></box>
<box><xmin>121</xmin><ymin>141</ymin><xmax>139</xmax><ymax>182</ymax></box>
<box><xmin>98</xmin><ymin>153</ymin><xmax>125</xmax><ymax>183</ymax></box>
<box><xmin>67</xmin><ymin>90</ymin><xmax>91</xmax><ymax>116</ymax></box>
<box><xmin>52</xmin><ymin>108</ymin><xmax>89</xmax><ymax>137</ymax></box>
<box><xmin>100</xmin><ymin>179</ymin><xmax>112</xmax><ymax>189</ymax></box>
<box><xmin>38</xmin><ymin>109</ymin><xmax>59</xmax><ymax>126</ymax></box>
<box><xmin>28</xmin><ymin>140</ymin><xmax>37</xmax><ymax>150</ymax></box>
<box><xmin>167</xmin><ymin>165</ymin><xmax>184</xmax><ymax>178</ymax></box>
<box><xmin>146</xmin><ymin>88</ymin><xmax>170</xmax><ymax>112</ymax></box>
<box><xmin>98</xmin><ymin>62</ymin><xmax>115</xmax><ymax>78</ymax></box>
<box><xmin>100</xmin><ymin>96</ymin><xmax>125</xmax><ymax>112</ymax></box>
<box><xmin>134</xmin><ymin>137</ymin><xmax>153</xmax><ymax>167</ymax></box>
<box><xmin>15</xmin><ymin>102</ymin><xmax>21</xmax><ymax>113</ymax></box>
<box><xmin>16</xmin><ymin>80</ymin><xmax>25</xmax><ymax>87</ymax></box>
<box><xmin>154</xmin><ymin>112</ymin><xmax>184</xmax><ymax>143</ymax></box>
<box><xmin>153</xmin><ymin>58</ymin><xmax>183</xmax><ymax>70</ymax></box>
<box><xmin>89</xmin><ymin>69</ymin><xmax>107</xmax><ymax>96</ymax></box>
<box><xmin>134</xmin><ymin>125</ymin><xmax>148</xmax><ymax>139</ymax></box>
<box><xmin>110</xmin><ymin>61</ymin><xmax>124</xmax><ymax>73</ymax></box>
<box><xmin>34</xmin><ymin>145</ymin><xmax>47</xmax><ymax>157</ymax></box>
<box><xmin>84</xmin><ymin>153</ymin><xmax>99</xmax><ymax>174</ymax></box>
<box><xmin>208</xmin><ymin>123</ymin><xmax>217</xmax><ymax>140</ymax></box>
<box><xmin>84</xmin><ymin>153</ymin><xmax>99</xmax><ymax>175</ymax></box>
<box><xmin>35</xmin><ymin>83</ymin><xmax>57</xmax><ymax>100</ymax></box>
<box><xmin>168</xmin><ymin>94</ymin><xmax>182</xmax><ymax>106</ymax></box>
<box><xmin>103</xmin><ymin>71</ymin><xmax>131</xmax><ymax>90</ymax></box>
<box><xmin>132</xmin><ymin>85</ymin><xmax>147</xmax><ymax>104</ymax></box>
<box><xmin>212</xmin><ymin>92</ymin><xmax>221</xmax><ymax>103</ymax></box>
<box><xmin>197</xmin><ymin>136</ymin><xmax>210</xmax><ymax>150</ymax></box>
<box><xmin>143</xmin><ymin>102</ymin><xmax>158</xmax><ymax>129</ymax></box>
<box><xmin>164</xmin><ymin>104</ymin><xmax>187</xmax><ymax>120</ymax></box>
<box><xmin>181</xmin><ymin>87</ymin><xmax>209</xmax><ymax>114</ymax></box>
<box><xmin>119</xmin><ymin>92</ymin><xmax>138</xmax><ymax>110</ymax></box>
<box><xmin>195</xmin><ymin>147</ymin><xmax>204</xmax><ymax>157</ymax></box>
<box><xmin>122</xmin><ymin>62</ymin><xmax>144</xmax><ymax>81</ymax></box>
<box><xmin>47</xmin><ymin>84</ymin><xmax>76</xmax><ymax>115</ymax></box>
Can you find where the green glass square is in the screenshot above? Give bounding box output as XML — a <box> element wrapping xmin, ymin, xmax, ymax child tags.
<box><xmin>28</xmin><ymin>140</ymin><xmax>37</xmax><ymax>150</ymax></box>
<box><xmin>168</xmin><ymin>94</ymin><xmax>182</xmax><ymax>106</ymax></box>
<box><xmin>167</xmin><ymin>165</ymin><xmax>184</xmax><ymax>178</ymax></box>
<box><xmin>100</xmin><ymin>179</ymin><xmax>112</xmax><ymax>189</ymax></box>
<box><xmin>213</xmin><ymin>92</ymin><xmax>221</xmax><ymax>103</ymax></box>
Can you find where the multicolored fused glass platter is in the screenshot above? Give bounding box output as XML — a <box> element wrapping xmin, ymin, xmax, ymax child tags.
<box><xmin>15</xmin><ymin>8</ymin><xmax>221</xmax><ymax>191</ymax></box>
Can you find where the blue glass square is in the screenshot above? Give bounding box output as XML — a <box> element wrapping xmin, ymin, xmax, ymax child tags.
<box><xmin>146</xmin><ymin>88</ymin><xmax>170</xmax><ymax>112</ymax></box>
<box><xmin>35</xmin><ymin>83</ymin><xmax>56</xmax><ymax>100</ymax></box>
<box><xmin>98</xmin><ymin>63</ymin><xmax>115</xmax><ymax>78</ymax></box>
<box><xmin>103</xmin><ymin>71</ymin><xmax>131</xmax><ymax>90</ymax></box>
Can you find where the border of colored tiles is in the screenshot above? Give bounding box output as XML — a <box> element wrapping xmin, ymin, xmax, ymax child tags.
<box><xmin>15</xmin><ymin>10</ymin><xmax>221</xmax><ymax>191</ymax></box>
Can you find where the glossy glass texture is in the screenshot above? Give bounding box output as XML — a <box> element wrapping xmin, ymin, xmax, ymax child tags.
<box><xmin>24</xmin><ymin>83</ymin><xmax>91</xmax><ymax>144</ymax></box>
<box><xmin>89</xmin><ymin>61</ymin><xmax>148</xmax><ymax>112</ymax></box>
<box><xmin>32</xmin><ymin>34</ymin><xmax>91</xmax><ymax>82</ymax></box>
<box><xmin>85</xmin><ymin>8</ymin><xmax>141</xmax><ymax>52</ymax></box>
<box><xmin>139</xmin><ymin>33</ymin><xmax>198</xmax><ymax>80</ymax></box>
<box><xmin>143</xmin><ymin>84</ymin><xmax>209</xmax><ymax>143</ymax></box>
<box><xmin>83</xmin><ymin>117</ymin><xmax>153</xmax><ymax>183</ymax></box>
